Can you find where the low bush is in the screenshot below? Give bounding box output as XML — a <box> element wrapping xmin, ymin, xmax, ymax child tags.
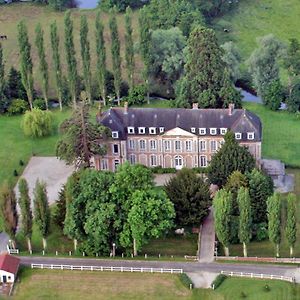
<box><xmin>254</xmin><ymin>222</ymin><xmax>268</xmax><ymax>241</ymax></box>
<box><xmin>192</xmin><ymin>167</ymin><xmax>208</xmax><ymax>174</ymax></box>
<box><xmin>33</xmin><ymin>98</ymin><xmax>47</xmax><ymax>110</ymax></box>
<box><xmin>179</xmin><ymin>273</ymin><xmax>193</xmax><ymax>289</ymax></box>
<box><xmin>211</xmin><ymin>274</ymin><xmax>227</xmax><ymax>289</ymax></box>
<box><xmin>7</xmin><ymin>99</ymin><xmax>29</xmax><ymax>115</ymax></box>
<box><xmin>19</xmin><ymin>160</ymin><xmax>24</xmax><ymax>166</ymax></box>
<box><xmin>13</xmin><ymin>169</ymin><xmax>18</xmax><ymax>177</ymax></box>
<box><xmin>151</xmin><ymin>166</ymin><xmax>177</xmax><ymax>174</ymax></box>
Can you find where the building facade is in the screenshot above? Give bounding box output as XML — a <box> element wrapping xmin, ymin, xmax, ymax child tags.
<box><xmin>95</xmin><ymin>103</ymin><xmax>262</xmax><ymax>172</ymax></box>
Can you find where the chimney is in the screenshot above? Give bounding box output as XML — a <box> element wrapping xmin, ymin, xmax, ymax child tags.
<box><xmin>124</xmin><ymin>101</ymin><xmax>128</xmax><ymax>114</ymax></box>
<box><xmin>228</xmin><ymin>103</ymin><xmax>235</xmax><ymax>116</ymax></box>
<box><xmin>192</xmin><ymin>103</ymin><xmax>199</xmax><ymax>110</ymax></box>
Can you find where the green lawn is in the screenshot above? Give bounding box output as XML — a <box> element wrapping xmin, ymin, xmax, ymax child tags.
<box><xmin>12</xmin><ymin>268</ymin><xmax>300</xmax><ymax>300</ymax></box>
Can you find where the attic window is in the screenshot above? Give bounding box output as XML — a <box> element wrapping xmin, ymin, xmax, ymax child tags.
<box><xmin>247</xmin><ymin>132</ymin><xmax>255</xmax><ymax>140</ymax></box>
<box><xmin>112</xmin><ymin>131</ymin><xmax>119</xmax><ymax>139</ymax></box>
<box><xmin>235</xmin><ymin>133</ymin><xmax>242</xmax><ymax>140</ymax></box>
<box><xmin>159</xmin><ymin>127</ymin><xmax>164</xmax><ymax>133</ymax></box>
<box><xmin>191</xmin><ymin>127</ymin><xmax>196</xmax><ymax>133</ymax></box>
<box><xmin>149</xmin><ymin>127</ymin><xmax>156</xmax><ymax>135</ymax></box>
<box><xmin>138</xmin><ymin>127</ymin><xmax>146</xmax><ymax>134</ymax></box>
<box><xmin>220</xmin><ymin>128</ymin><xmax>227</xmax><ymax>135</ymax></box>
<box><xmin>210</xmin><ymin>128</ymin><xmax>217</xmax><ymax>135</ymax></box>
<box><xmin>199</xmin><ymin>128</ymin><xmax>206</xmax><ymax>135</ymax></box>
<box><xmin>127</xmin><ymin>127</ymin><xmax>135</xmax><ymax>134</ymax></box>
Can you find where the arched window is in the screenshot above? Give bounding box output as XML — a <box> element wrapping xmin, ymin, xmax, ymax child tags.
<box><xmin>174</xmin><ymin>155</ymin><xmax>183</xmax><ymax>169</ymax></box>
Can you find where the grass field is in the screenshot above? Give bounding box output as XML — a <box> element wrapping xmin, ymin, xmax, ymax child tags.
<box><xmin>12</xmin><ymin>268</ymin><xmax>300</xmax><ymax>300</ymax></box>
<box><xmin>0</xmin><ymin>3</ymin><xmax>142</xmax><ymax>96</ymax></box>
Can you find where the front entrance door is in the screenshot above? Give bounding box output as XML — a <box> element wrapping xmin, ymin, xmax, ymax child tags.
<box><xmin>3</xmin><ymin>275</ymin><xmax>7</xmax><ymax>283</ymax></box>
<box><xmin>174</xmin><ymin>155</ymin><xmax>183</xmax><ymax>170</ymax></box>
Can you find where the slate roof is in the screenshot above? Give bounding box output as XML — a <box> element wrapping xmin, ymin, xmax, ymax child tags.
<box><xmin>98</xmin><ymin>107</ymin><xmax>262</xmax><ymax>142</ymax></box>
<box><xmin>0</xmin><ymin>253</ymin><xmax>20</xmax><ymax>275</ymax></box>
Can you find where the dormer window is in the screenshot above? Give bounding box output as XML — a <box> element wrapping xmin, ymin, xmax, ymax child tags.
<box><xmin>220</xmin><ymin>128</ymin><xmax>227</xmax><ymax>135</ymax></box>
<box><xmin>191</xmin><ymin>127</ymin><xmax>196</xmax><ymax>133</ymax></box>
<box><xmin>210</xmin><ymin>128</ymin><xmax>217</xmax><ymax>135</ymax></box>
<box><xmin>247</xmin><ymin>132</ymin><xmax>255</xmax><ymax>140</ymax></box>
<box><xmin>199</xmin><ymin>128</ymin><xmax>206</xmax><ymax>135</ymax></box>
<box><xmin>235</xmin><ymin>133</ymin><xmax>242</xmax><ymax>140</ymax></box>
<box><xmin>149</xmin><ymin>127</ymin><xmax>156</xmax><ymax>135</ymax></box>
<box><xmin>138</xmin><ymin>127</ymin><xmax>146</xmax><ymax>134</ymax></box>
<box><xmin>127</xmin><ymin>127</ymin><xmax>135</xmax><ymax>134</ymax></box>
<box><xmin>159</xmin><ymin>127</ymin><xmax>164</xmax><ymax>133</ymax></box>
<box><xmin>112</xmin><ymin>131</ymin><xmax>119</xmax><ymax>139</ymax></box>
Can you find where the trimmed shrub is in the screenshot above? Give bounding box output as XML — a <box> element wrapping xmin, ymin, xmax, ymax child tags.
<box><xmin>211</xmin><ymin>274</ymin><xmax>227</xmax><ymax>289</ymax></box>
<box><xmin>192</xmin><ymin>167</ymin><xmax>208</xmax><ymax>174</ymax></box>
<box><xmin>19</xmin><ymin>160</ymin><xmax>24</xmax><ymax>166</ymax></box>
<box><xmin>13</xmin><ymin>169</ymin><xmax>18</xmax><ymax>177</ymax></box>
<box><xmin>179</xmin><ymin>273</ymin><xmax>193</xmax><ymax>289</ymax></box>
<box><xmin>151</xmin><ymin>166</ymin><xmax>177</xmax><ymax>174</ymax></box>
<box><xmin>7</xmin><ymin>99</ymin><xmax>29</xmax><ymax>115</ymax></box>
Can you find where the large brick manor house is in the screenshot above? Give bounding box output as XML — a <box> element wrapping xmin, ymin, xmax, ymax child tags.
<box><xmin>95</xmin><ymin>103</ymin><xmax>262</xmax><ymax>172</ymax></box>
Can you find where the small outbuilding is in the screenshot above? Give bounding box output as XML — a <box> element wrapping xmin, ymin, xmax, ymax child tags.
<box><xmin>0</xmin><ymin>253</ymin><xmax>20</xmax><ymax>283</ymax></box>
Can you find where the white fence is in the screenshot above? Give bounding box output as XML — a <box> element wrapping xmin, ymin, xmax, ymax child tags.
<box><xmin>220</xmin><ymin>270</ymin><xmax>295</xmax><ymax>283</ymax></box>
<box><xmin>6</xmin><ymin>245</ymin><xmax>19</xmax><ymax>254</ymax></box>
<box><xmin>31</xmin><ymin>263</ymin><xmax>183</xmax><ymax>274</ymax></box>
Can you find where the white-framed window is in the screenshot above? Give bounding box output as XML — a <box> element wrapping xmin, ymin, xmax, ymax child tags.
<box><xmin>100</xmin><ymin>159</ymin><xmax>108</xmax><ymax>170</ymax></box>
<box><xmin>220</xmin><ymin>128</ymin><xmax>227</xmax><ymax>135</ymax></box>
<box><xmin>210</xmin><ymin>128</ymin><xmax>217</xmax><ymax>135</ymax></box>
<box><xmin>127</xmin><ymin>127</ymin><xmax>135</xmax><ymax>134</ymax></box>
<box><xmin>159</xmin><ymin>127</ymin><xmax>165</xmax><ymax>133</ymax></box>
<box><xmin>174</xmin><ymin>155</ymin><xmax>183</xmax><ymax>168</ymax></box>
<box><xmin>211</xmin><ymin>140</ymin><xmax>217</xmax><ymax>152</ymax></box>
<box><xmin>150</xmin><ymin>140</ymin><xmax>157</xmax><ymax>150</ymax></box>
<box><xmin>164</xmin><ymin>140</ymin><xmax>171</xmax><ymax>151</ymax></box>
<box><xmin>139</xmin><ymin>139</ymin><xmax>146</xmax><ymax>151</ymax></box>
<box><xmin>199</xmin><ymin>140</ymin><xmax>206</xmax><ymax>152</ymax></box>
<box><xmin>200</xmin><ymin>156</ymin><xmax>207</xmax><ymax>167</ymax></box>
<box><xmin>185</xmin><ymin>140</ymin><xmax>192</xmax><ymax>152</ymax></box>
<box><xmin>113</xmin><ymin>144</ymin><xmax>119</xmax><ymax>154</ymax></box>
<box><xmin>149</xmin><ymin>127</ymin><xmax>156</xmax><ymax>135</ymax></box>
<box><xmin>150</xmin><ymin>155</ymin><xmax>157</xmax><ymax>166</ymax></box>
<box><xmin>175</xmin><ymin>140</ymin><xmax>182</xmax><ymax>151</ymax></box>
<box><xmin>235</xmin><ymin>133</ymin><xmax>242</xmax><ymax>140</ymax></box>
<box><xmin>128</xmin><ymin>139</ymin><xmax>135</xmax><ymax>150</ymax></box>
<box><xmin>199</xmin><ymin>128</ymin><xmax>206</xmax><ymax>135</ymax></box>
<box><xmin>247</xmin><ymin>132</ymin><xmax>255</xmax><ymax>140</ymax></box>
<box><xmin>114</xmin><ymin>159</ymin><xmax>120</xmax><ymax>171</ymax></box>
<box><xmin>191</xmin><ymin>127</ymin><xmax>196</xmax><ymax>133</ymax></box>
<box><xmin>138</xmin><ymin>127</ymin><xmax>146</xmax><ymax>134</ymax></box>
<box><xmin>112</xmin><ymin>131</ymin><xmax>119</xmax><ymax>139</ymax></box>
<box><xmin>129</xmin><ymin>154</ymin><xmax>136</xmax><ymax>165</ymax></box>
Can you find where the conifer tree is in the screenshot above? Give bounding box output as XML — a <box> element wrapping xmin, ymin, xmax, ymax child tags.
<box><xmin>80</xmin><ymin>15</ymin><xmax>92</xmax><ymax>103</ymax></box>
<box><xmin>125</xmin><ymin>6</ymin><xmax>135</xmax><ymax>91</ymax></box>
<box><xmin>17</xmin><ymin>21</ymin><xmax>34</xmax><ymax>110</ymax></box>
<box><xmin>35</xmin><ymin>23</ymin><xmax>49</xmax><ymax>109</ymax></box>
<box><xmin>95</xmin><ymin>12</ymin><xmax>107</xmax><ymax>107</ymax></box>
<box><xmin>286</xmin><ymin>193</ymin><xmax>297</xmax><ymax>257</ymax></box>
<box><xmin>109</xmin><ymin>8</ymin><xmax>122</xmax><ymax>106</ymax></box>
<box><xmin>50</xmin><ymin>21</ymin><xmax>63</xmax><ymax>111</ymax></box>
<box><xmin>64</xmin><ymin>10</ymin><xmax>78</xmax><ymax>109</ymax></box>
<box><xmin>18</xmin><ymin>178</ymin><xmax>33</xmax><ymax>252</ymax></box>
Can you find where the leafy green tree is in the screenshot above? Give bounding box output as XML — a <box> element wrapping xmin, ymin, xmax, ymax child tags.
<box><xmin>95</xmin><ymin>12</ymin><xmax>107</xmax><ymax>106</ymax></box>
<box><xmin>56</xmin><ymin>103</ymin><xmax>109</xmax><ymax>168</ymax></box>
<box><xmin>237</xmin><ymin>187</ymin><xmax>251</xmax><ymax>257</ymax></box>
<box><xmin>263</xmin><ymin>79</ymin><xmax>284</xmax><ymax>111</ymax></box>
<box><xmin>17</xmin><ymin>21</ymin><xmax>34</xmax><ymax>110</ymax></box>
<box><xmin>109</xmin><ymin>9</ymin><xmax>122</xmax><ymax>105</ymax></box>
<box><xmin>35</xmin><ymin>23</ymin><xmax>49</xmax><ymax>110</ymax></box>
<box><xmin>22</xmin><ymin>108</ymin><xmax>53</xmax><ymax>138</ymax></box>
<box><xmin>165</xmin><ymin>168</ymin><xmax>211</xmax><ymax>227</ymax></box>
<box><xmin>120</xmin><ymin>189</ymin><xmax>175</xmax><ymax>256</ymax></box>
<box><xmin>175</xmin><ymin>26</ymin><xmax>240</xmax><ymax>108</ymax></box>
<box><xmin>267</xmin><ymin>193</ymin><xmax>281</xmax><ymax>257</ymax></box>
<box><xmin>0</xmin><ymin>43</ymin><xmax>4</xmax><ymax>104</ymax></box>
<box><xmin>247</xmin><ymin>169</ymin><xmax>274</xmax><ymax>224</ymax></box>
<box><xmin>100</xmin><ymin>0</ymin><xmax>146</xmax><ymax>12</ymax></box>
<box><xmin>18</xmin><ymin>178</ymin><xmax>33</xmax><ymax>252</ymax></box>
<box><xmin>64</xmin><ymin>10</ymin><xmax>78</xmax><ymax>109</ymax></box>
<box><xmin>50</xmin><ymin>21</ymin><xmax>63</xmax><ymax>111</ymax></box>
<box><xmin>125</xmin><ymin>7</ymin><xmax>135</xmax><ymax>91</ymax></box>
<box><xmin>286</xmin><ymin>193</ymin><xmax>297</xmax><ymax>257</ymax></box>
<box><xmin>48</xmin><ymin>0</ymin><xmax>69</xmax><ymax>11</ymax></box>
<box><xmin>80</xmin><ymin>15</ymin><xmax>92</xmax><ymax>103</ymax></box>
<box><xmin>213</xmin><ymin>189</ymin><xmax>232</xmax><ymax>256</ymax></box>
<box><xmin>221</xmin><ymin>41</ymin><xmax>241</xmax><ymax>82</ymax></box>
<box><xmin>33</xmin><ymin>180</ymin><xmax>50</xmax><ymax>250</ymax></box>
<box><xmin>207</xmin><ymin>131</ymin><xmax>255</xmax><ymax>187</ymax></box>
<box><xmin>53</xmin><ymin>185</ymin><xmax>66</xmax><ymax>229</ymax></box>
<box><xmin>126</xmin><ymin>84</ymin><xmax>146</xmax><ymax>106</ymax></box>
<box><xmin>287</xmin><ymin>79</ymin><xmax>300</xmax><ymax>112</ymax></box>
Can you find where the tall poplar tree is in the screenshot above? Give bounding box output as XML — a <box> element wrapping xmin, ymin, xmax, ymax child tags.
<box><xmin>80</xmin><ymin>15</ymin><xmax>92</xmax><ymax>103</ymax></box>
<box><xmin>33</xmin><ymin>180</ymin><xmax>51</xmax><ymax>250</ymax></box>
<box><xmin>139</xmin><ymin>7</ymin><xmax>151</xmax><ymax>103</ymax></box>
<box><xmin>237</xmin><ymin>187</ymin><xmax>251</xmax><ymax>257</ymax></box>
<box><xmin>125</xmin><ymin>6</ymin><xmax>135</xmax><ymax>91</ymax></box>
<box><xmin>64</xmin><ymin>10</ymin><xmax>78</xmax><ymax>109</ymax></box>
<box><xmin>17</xmin><ymin>21</ymin><xmax>34</xmax><ymax>110</ymax></box>
<box><xmin>286</xmin><ymin>193</ymin><xmax>297</xmax><ymax>257</ymax></box>
<box><xmin>213</xmin><ymin>189</ymin><xmax>232</xmax><ymax>256</ymax></box>
<box><xmin>267</xmin><ymin>193</ymin><xmax>281</xmax><ymax>257</ymax></box>
<box><xmin>0</xmin><ymin>43</ymin><xmax>4</xmax><ymax>101</ymax></box>
<box><xmin>50</xmin><ymin>21</ymin><xmax>63</xmax><ymax>111</ymax></box>
<box><xmin>0</xmin><ymin>182</ymin><xmax>18</xmax><ymax>249</ymax></box>
<box><xmin>35</xmin><ymin>23</ymin><xmax>49</xmax><ymax>109</ymax></box>
<box><xmin>18</xmin><ymin>178</ymin><xmax>33</xmax><ymax>252</ymax></box>
<box><xmin>95</xmin><ymin>11</ymin><xmax>107</xmax><ymax>106</ymax></box>
<box><xmin>109</xmin><ymin>8</ymin><xmax>122</xmax><ymax>106</ymax></box>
